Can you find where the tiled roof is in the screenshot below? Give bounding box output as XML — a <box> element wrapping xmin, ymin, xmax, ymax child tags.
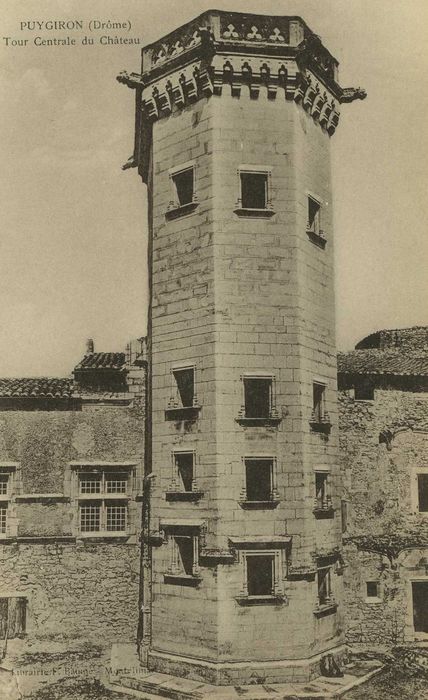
<box><xmin>74</xmin><ymin>352</ymin><xmax>126</xmax><ymax>371</ymax></box>
<box><xmin>337</xmin><ymin>350</ymin><xmax>428</xmax><ymax>377</ymax></box>
<box><xmin>0</xmin><ymin>378</ymin><xmax>73</xmax><ymax>398</ymax></box>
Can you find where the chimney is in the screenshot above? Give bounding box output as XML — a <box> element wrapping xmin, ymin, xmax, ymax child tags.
<box><xmin>85</xmin><ymin>338</ymin><xmax>94</xmax><ymax>355</ymax></box>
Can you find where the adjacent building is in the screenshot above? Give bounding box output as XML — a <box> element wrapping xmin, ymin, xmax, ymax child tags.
<box><xmin>339</xmin><ymin>326</ymin><xmax>428</xmax><ymax>645</ymax></box>
<box><xmin>0</xmin><ymin>339</ymin><xmax>146</xmax><ymax>667</ymax></box>
<box><xmin>118</xmin><ymin>9</ymin><xmax>365</xmax><ymax>684</ymax></box>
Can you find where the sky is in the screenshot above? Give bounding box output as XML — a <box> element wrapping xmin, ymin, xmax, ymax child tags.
<box><xmin>0</xmin><ymin>0</ymin><xmax>427</xmax><ymax>376</ymax></box>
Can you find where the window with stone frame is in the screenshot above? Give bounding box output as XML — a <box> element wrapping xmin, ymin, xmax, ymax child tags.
<box><xmin>244</xmin><ymin>457</ymin><xmax>277</xmax><ymax>503</ymax></box>
<box><xmin>172</xmin><ymin>166</ymin><xmax>194</xmax><ymax>207</ymax></box>
<box><xmin>76</xmin><ymin>467</ymin><xmax>132</xmax><ymax>536</ymax></box>
<box><xmin>237</xmin><ymin>549</ymin><xmax>285</xmax><ymax>603</ymax></box>
<box><xmin>172</xmin><ymin>366</ymin><xmax>195</xmax><ymax>408</ymax></box>
<box><xmin>366</xmin><ymin>580</ymin><xmax>381</xmax><ymax>600</ymax></box>
<box><xmin>240</xmin><ymin>171</ymin><xmax>268</xmax><ymax>209</ymax></box>
<box><xmin>243</xmin><ymin>376</ymin><xmax>273</xmax><ymax>419</ymax></box>
<box><xmin>417</xmin><ymin>473</ymin><xmax>428</xmax><ymax>513</ymax></box>
<box><xmin>165</xmin><ymin>532</ymin><xmax>200</xmax><ymax>581</ymax></box>
<box><xmin>174</xmin><ymin>451</ymin><xmax>194</xmax><ymax>492</ymax></box>
<box><xmin>312</xmin><ymin>382</ymin><xmax>326</xmax><ymax>423</ymax></box>
<box><xmin>314</xmin><ymin>471</ymin><xmax>332</xmax><ymax>511</ymax></box>
<box><xmin>0</xmin><ymin>597</ymin><xmax>26</xmax><ymax>639</ymax></box>
<box><xmin>307</xmin><ymin>195</ymin><xmax>322</xmax><ymax>235</ymax></box>
<box><xmin>0</xmin><ymin>468</ymin><xmax>15</xmax><ymax>537</ymax></box>
<box><xmin>317</xmin><ymin>566</ymin><xmax>332</xmax><ymax>606</ymax></box>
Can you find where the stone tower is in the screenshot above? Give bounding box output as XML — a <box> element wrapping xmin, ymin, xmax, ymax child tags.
<box><xmin>119</xmin><ymin>10</ymin><xmax>365</xmax><ymax>685</ymax></box>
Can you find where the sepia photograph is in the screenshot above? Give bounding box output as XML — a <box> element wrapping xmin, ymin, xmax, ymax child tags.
<box><xmin>0</xmin><ymin>1</ymin><xmax>427</xmax><ymax>698</ymax></box>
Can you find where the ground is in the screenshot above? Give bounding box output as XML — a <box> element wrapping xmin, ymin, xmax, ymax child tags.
<box><xmin>24</xmin><ymin>648</ymin><xmax>428</xmax><ymax>699</ymax></box>
<box><xmin>27</xmin><ymin>679</ymin><xmax>131</xmax><ymax>700</ymax></box>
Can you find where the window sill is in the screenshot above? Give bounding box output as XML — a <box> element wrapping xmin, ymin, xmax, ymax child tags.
<box><xmin>235</xmin><ymin>416</ymin><xmax>281</xmax><ymax>427</ymax></box>
<box><xmin>163</xmin><ymin>573</ymin><xmax>202</xmax><ymax>587</ymax></box>
<box><xmin>165</xmin><ymin>491</ymin><xmax>204</xmax><ymax>502</ymax></box>
<box><xmin>165</xmin><ymin>201</ymin><xmax>199</xmax><ymax>220</ymax></box>
<box><xmin>77</xmin><ymin>532</ymin><xmax>130</xmax><ymax>541</ymax></box>
<box><xmin>235</xmin><ymin>594</ymin><xmax>287</xmax><ymax>606</ymax></box>
<box><xmin>306</xmin><ymin>229</ymin><xmax>327</xmax><ymax>248</ymax></box>
<box><xmin>234</xmin><ymin>207</ymin><xmax>275</xmax><ymax>219</ymax></box>
<box><xmin>310</xmin><ymin>420</ymin><xmax>332</xmax><ymax>434</ymax></box>
<box><xmin>239</xmin><ymin>499</ymin><xmax>280</xmax><ymax>510</ymax></box>
<box><xmin>165</xmin><ymin>405</ymin><xmax>201</xmax><ymax>421</ymax></box>
<box><xmin>78</xmin><ymin>493</ymin><xmax>130</xmax><ymax>501</ymax></box>
<box><xmin>313</xmin><ymin>506</ymin><xmax>335</xmax><ymax>519</ymax></box>
<box><xmin>313</xmin><ymin>602</ymin><xmax>338</xmax><ymax>617</ymax></box>
<box><xmin>365</xmin><ymin>597</ymin><xmax>383</xmax><ymax>604</ymax></box>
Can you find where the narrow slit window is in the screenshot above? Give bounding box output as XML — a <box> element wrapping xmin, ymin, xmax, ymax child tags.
<box><xmin>244</xmin><ymin>377</ymin><xmax>272</xmax><ymax>418</ymax></box>
<box><xmin>172</xmin><ymin>168</ymin><xmax>194</xmax><ymax>206</ymax></box>
<box><xmin>417</xmin><ymin>474</ymin><xmax>428</xmax><ymax>512</ymax></box>
<box><xmin>315</xmin><ymin>472</ymin><xmax>329</xmax><ymax>509</ymax></box>
<box><xmin>247</xmin><ymin>554</ymin><xmax>274</xmax><ymax>597</ymax></box>
<box><xmin>245</xmin><ymin>459</ymin><xmax>273</xmax><ymax>501</ymax></box>
<box><xmin>317</xmin><ymin>567</ymin><xmax>332</xmax><ymax>606</ymax></box>
<box><xmin>175</xmin><ymin>452</ymin><xmax>194</xmax><ymax>492</ymax></box>
<box><xmin>173</xmin><ymin>367</ymin><xmax>195</xmax><ymax>408</ymax></box>
<box><xmin>307</xmin><ymin>196</ymin><xmax>321</xmax><ymax>234</ymax></box>
<box><xmin>175</xmin><ymin>536</ymin><xmax>194</xmax><ymax>576</ymax></box>
<box><xmin>312</xmin><ymin>382</ymin><xmax>326</xmax><ymax>423</ymax></box>
<box><xmin>240</xmin><ymin>172</ymin><xmax>268</xmax><ymax>209</ymax></box>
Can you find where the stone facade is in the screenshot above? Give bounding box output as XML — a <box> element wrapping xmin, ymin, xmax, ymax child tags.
<box><xmin>0</xmin><ymin>340</ymin><xmax>146</xmax><ymax>668</ymax></box>
<box><xmin>338</xmin><ymin>326</ymin><xmax>428</xmax><ymax>646</ymax></box>
<box><xmin>119</xmin><ymin>10</ymin><xmax>365</xmax><ymax>684</ymax></box>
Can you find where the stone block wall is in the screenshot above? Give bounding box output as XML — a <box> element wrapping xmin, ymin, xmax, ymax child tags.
<box><xmin>339</xmin><ymin>386</ymin><xmax>428</xmax><ymax>645</ymax></box>
<box><xmin>0</xmin><ymin>386</ymin><xmax>145</xmax><ymax>661</ymax></box>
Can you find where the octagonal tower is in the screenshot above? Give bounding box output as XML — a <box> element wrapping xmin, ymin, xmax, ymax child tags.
<box><xmin>119</xmin><ymin>10</ymin><xmax>365</xmax><ymax>685</ymax></box>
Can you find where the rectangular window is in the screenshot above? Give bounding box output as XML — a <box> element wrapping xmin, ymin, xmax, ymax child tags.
<box><xmin>106</xmin><ymin>474</ymin><xmax>128</xmax><ymax>494</ymax></box>
<box><xmin>0</xmin><ymin>597</ymin><xmax>26</xmax><ymax>639</ymax></box>
<box><xmin>173</xmin><ymin>367</ymin><xmax>195</xmax><ymax>408</ymax></box>
<box><xmin>174</xmin><ymin>452</ymin><xmax>194</xmax><ymax>492</ymax></box>
<box><xmin>0</xmin><ymin>506</ymin><xmax>7</xmax><ymax>534</ymax></box>
<box><xmin>366</xmin><ymin>581</ymin><xmax>380</xmax><ymax>599</ymax></box>
<box><xmin>312</xmin><ymin>382</ymin><xmax>326</xmax><ymax>423</ymax></box>
<box><xmin>418</xmin><ymin>474</ymin><xmax>428</xmax><ymax>512</ymax></box>
<box><xmin>79</xmin><ymin>474</ymin><xmax>102</xmax><ymax>494</ymax></box>
<box><xmin>307</xmin><ymin>196</ymin><xmax>321</xmax><ymax>234</ymax></box>
<box><xmin>0</xmin><ymin>471</ymin><xmax>12</xmax><ymax>536</ymax></box>
<box><xmin>0</xmin><ymin>475</ymin><xmax>9</xmax><ymax>496</ymax></box>
<box><xmin>315</xmin><ymin>472</ymin><xmax>330</xmax><ymax>509</ymax></box>
<box><xmin>77</xmin><ymin>469</ymin><xmax>130</xmax><ymax>535</ymax></box>
<box><xmin>240</xmin><ymin>172</ymin><xmax>268</xmax><ymax>209</ymax></box>
<box><xmin>247</xmin><ymin>554</ymin><xmax>274</xmax><ymax>597</ymax></box>
<box><xmin>106</xmin><ymin>504</ymin><xmax>127</xmax><ymax>532</ymax></box>
<box><xmin>341</xmin><ymin>499</ymin><xmax>348</xmax><ymax>533</ymax></box>
<box><xmin>80</xmin><ymin>503</ymin><xmax>101</xmax><ymax>532</ymax></box>
<box><xmin>244</xmin><ymin>377</ymin><xmax>272</xmax><ymax>418</ymax></box>
<box><xmin>245</xmin><ymin>458</ymin><xmax>273</xmax><ymax>502</ymax></box>
<box><xmin>317</xmin><ymin>567</ymin><xmax>332</xmax><ymax>606</ymax></box>
<box><xmin>175</xmin><ymin>536</ymin><xmax>194</xmax><ymax>576</ymax></box>
<box><xmin>166</xmin><ymin>532</ymin><xmax>199</xmax><ymax>580</ymax></box>
<box><xmin>172</xmin><ymin>167</ymin><xmax>194</xmax><ymax>207</ymax></box>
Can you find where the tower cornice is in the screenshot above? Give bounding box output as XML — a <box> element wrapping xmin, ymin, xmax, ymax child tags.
<box><xmin>117</xmin><ymin>11</ymin><xmax>366</xmax><ymax>180</ymax></box>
